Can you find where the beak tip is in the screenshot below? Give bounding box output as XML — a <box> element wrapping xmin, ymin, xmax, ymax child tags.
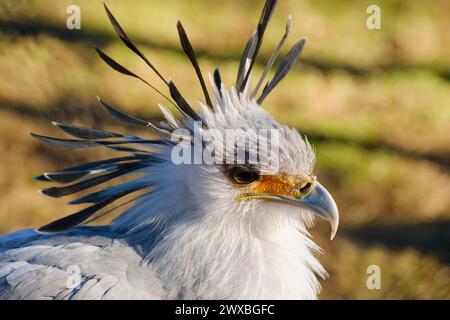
<box><xmin>330</xmin><ymin>227</ymin><xmax>337</xmax><ymax>240</ymax></box>
<box><xmin>329</xmin><ymin>214</ymin><xmax>339</xmax><ymax>240</ymax></box>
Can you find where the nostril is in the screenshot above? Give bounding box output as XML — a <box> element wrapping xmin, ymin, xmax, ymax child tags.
<box><xmin>299</xmin><ymin>182</ymin><xmax>312</xmax><ymax>194</ymax></box>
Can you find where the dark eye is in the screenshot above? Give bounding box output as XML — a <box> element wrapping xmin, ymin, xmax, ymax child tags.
<box><xmin>229</xmin><ymin>167</ymin><xmax>260</xmax><ymax>185</ymax></box>
<box><xmin>299</xmin><ymin>182</ymin><xmax>312</xmax><ymax>194</ymax></box>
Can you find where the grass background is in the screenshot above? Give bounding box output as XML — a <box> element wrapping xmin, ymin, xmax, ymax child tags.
<box><xmin>0</xmin><ymin>0</ymin><xmax>449</xmax><ymax>299</ymax></box>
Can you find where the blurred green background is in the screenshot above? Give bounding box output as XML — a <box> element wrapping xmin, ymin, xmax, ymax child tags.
<box><xmin>0</xmin><ymin>0</ymin><xmax>449</xmax><ymax>299</ymax></box>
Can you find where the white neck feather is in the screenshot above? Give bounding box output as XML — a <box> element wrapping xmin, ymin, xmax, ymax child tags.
<box><xmin>112</xmin><ymin>161</ymin><xmax>326</xmax><ymax>299</ymax></box>
<box><xmin>149</xmin><ymin>212</ymin><xmax>326</xmax><ymax>299</ymax></box>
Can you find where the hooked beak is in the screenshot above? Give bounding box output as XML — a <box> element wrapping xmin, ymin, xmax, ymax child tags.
<box><xmin>249</xmin><ymin>181</ymin><xmax>339</xmax><ymax>240</ymax></box>
<box><xmin>278</xmin><ymin>182</ymin><xmax>339</xmax><ymax>240</ymax></box>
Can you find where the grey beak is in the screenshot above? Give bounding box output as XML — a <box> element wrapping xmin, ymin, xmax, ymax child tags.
<box><xmin>300</xmin><ymin>181</ymin><xmax>339</xmax><ymax>239</ymax></box>
<box><xmin>276</xmin><ymin>181</ymin><xmax>339</xmax><ymax>240</ymax></box>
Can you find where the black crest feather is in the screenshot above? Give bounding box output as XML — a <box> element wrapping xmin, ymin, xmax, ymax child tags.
<box><xmin>237</xmin><ymin>0</ymin><xmax>279</xmax><ymax>92</ymax></box>
<box><xmin>257</xmin><ymin>37</ymin><xmax>306</xmax><ymax>104</ymax></box>
<box><xmin>103</xmin><ymin>3</ymin><xmax>168</xmax><ymax>86</ymax></box>
<box><xmin>168</xmin><ymin>81</ymin><xmax>203</xmax><ymax>123</ymax></box>
<box><xmin>177</xmin><ymin>21</ymin><xmax>212</xmax><ymax>108</ymax></box>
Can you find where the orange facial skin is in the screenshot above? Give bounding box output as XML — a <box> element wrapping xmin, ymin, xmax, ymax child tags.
<box><xmin>237</xmin><ymin>173</ymin><xmax>315</xmax><ymax>201</ymax></box>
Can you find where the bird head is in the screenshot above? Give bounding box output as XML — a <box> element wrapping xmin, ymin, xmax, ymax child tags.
<box><xmin>33</xmin><ymin>0</ymin><xmax>338</xmax><ymax>242</ymax></box>
<box><xmin>158</xmin><ymin>84</ymin><xmax>339</xmax><ymax>240</ymax></box>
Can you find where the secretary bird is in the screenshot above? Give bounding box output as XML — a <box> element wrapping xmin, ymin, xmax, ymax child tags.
<box><xmin>0</xmin><ymin>0</ymin><xmax>339</xmax><ymax>300</ymax></box>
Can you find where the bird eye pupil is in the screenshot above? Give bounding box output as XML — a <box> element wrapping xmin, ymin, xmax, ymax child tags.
<box><xmin>231</xmin><ymin>168</ymin><xmax>259</xmax><ymax>184</ymax></box>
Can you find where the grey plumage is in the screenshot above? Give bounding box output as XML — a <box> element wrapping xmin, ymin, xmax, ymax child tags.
<box><xmin>0</xmin><ymin>228</ymin><xmax>163</xmax><ymax>299</ymax></box>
